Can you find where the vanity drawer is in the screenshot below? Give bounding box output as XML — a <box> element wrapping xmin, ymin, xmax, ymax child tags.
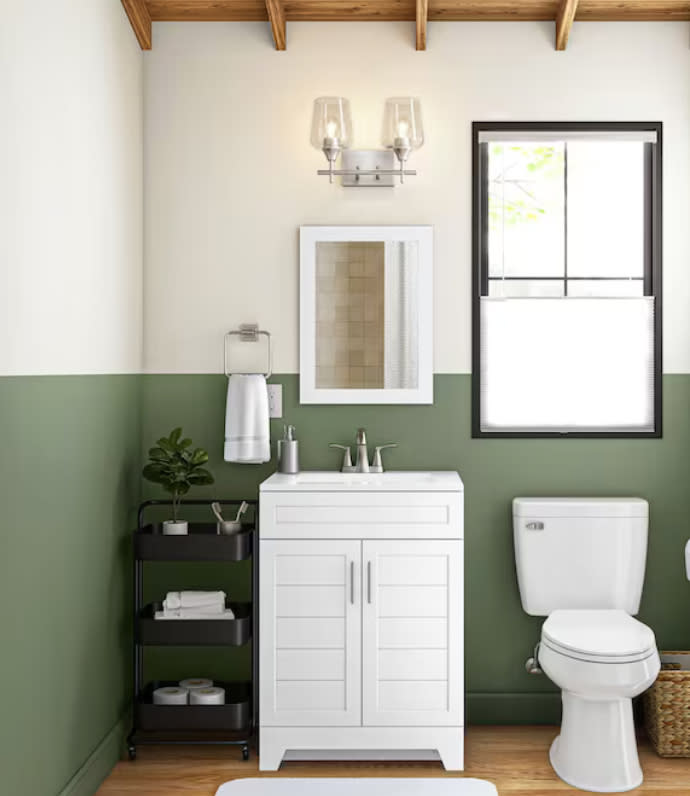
<box><xmin>260</xmin><ymin>492</ymin><xmax>463</xmax><ymax>539</ymax></box>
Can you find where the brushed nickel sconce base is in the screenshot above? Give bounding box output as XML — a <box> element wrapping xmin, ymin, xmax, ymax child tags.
<box><xmin>341</xmin><ymin>150</ymin><xmax>396</xmax><ymax>187</ymax></box>
<box><xmin>316</xmin><ymin>149</ymin><xmax>416</xmax><ymax>187</ymax></box>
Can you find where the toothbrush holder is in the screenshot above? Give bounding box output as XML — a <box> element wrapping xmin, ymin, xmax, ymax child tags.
<box><xmin>217</xmin><ymin>520</ymin><xmax>243</xmax><ymax>536</ymax></box>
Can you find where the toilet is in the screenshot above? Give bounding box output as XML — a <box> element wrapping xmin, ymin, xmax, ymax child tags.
<box><xmin>513</xmin><ymin>497</ymin><xmax>660</xmax><ymax>793</ymax></box>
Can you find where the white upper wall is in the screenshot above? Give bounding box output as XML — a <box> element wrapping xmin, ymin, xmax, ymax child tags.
<box><xmin>144</xmin><ymin>21</ymin><xmax>690</xmax><ymax>374</ymax></box>
<box><xmin>0</xmin><ymin>0</ymin><xmax>144</xmax><ymax>376</ymax></box>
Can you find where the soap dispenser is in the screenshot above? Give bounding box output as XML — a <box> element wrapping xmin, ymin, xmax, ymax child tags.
<box><xmin>277</xmin><ymin>424</ymin><xmax>299</xmax><ymax>474</ymax></box>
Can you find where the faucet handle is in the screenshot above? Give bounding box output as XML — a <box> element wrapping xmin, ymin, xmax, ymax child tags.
<box><xmin>329</xmin><ymin>444</ymin><xmax>355</xmax><ymax>473</ymax></box>
<box><xmin>370</xmin><ymin>444</ymin><xmax>398</xmax><ymax>473</ymax></box>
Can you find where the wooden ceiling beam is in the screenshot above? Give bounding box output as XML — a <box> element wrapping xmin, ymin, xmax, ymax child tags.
<box><xmin>577</xmin><ymin>1</ymin><xmax>690</xmax><ymax>20</ymax></box>
<box><xmin>121</xmin><ymin>0</ymin><xmax>152</xmax><ymax>49</ymax></box>
<box><xmin>555</xmin><ymin>0</ymin><xmax>579</xmax><ymax>49</ymax></box>
<box><xmin>416</xmin><ymin>0</ymin><xmax>428</xmax><ymax>50</ymax></box>
<box><xmin>147</xmin><ymin>1</ymin><xmax>268</xmax><ymax>22</ymax></box>
<box><xmin>265</xmin><ymin>0</ymin><xmax>287</xmax><ymax>48</ymax></box>
<box><xmin>145</xmin><ymin>1</ymin><xmax>690</xmax><ymax>24</ymax></box>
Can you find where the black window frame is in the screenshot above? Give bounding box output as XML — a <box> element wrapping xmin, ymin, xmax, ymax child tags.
<box><xmin>472</xmin><ymin>121</ymin><xmax>662</xmax><ymax>439</ymax></box>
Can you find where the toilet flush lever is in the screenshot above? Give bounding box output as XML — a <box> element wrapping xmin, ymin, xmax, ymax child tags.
<box><xmin>526</xmin><ymin>521</ymin><xmax>544</xmax><ymax>531</ymax></box>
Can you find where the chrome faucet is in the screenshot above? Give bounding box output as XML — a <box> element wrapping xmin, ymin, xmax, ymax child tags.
<box><xmin>355</xmin><ymin>428</ymin><xmax>369</xmax><ymax>473</ymax></box>
<box><xmin>329</xmin><ymin>429</ymin><xmax>398</xmax><ymax>473</ymax></box>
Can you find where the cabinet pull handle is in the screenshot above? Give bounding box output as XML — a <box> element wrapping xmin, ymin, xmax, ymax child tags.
<box><xmin>367</xmin><ymin>561</ymin><xmax>372</xmax><ymax>604</ymax></box>
<box><xmin>350</xmin><ymin>561</ymin><xmax>355</xmax><ymax>604</ymax></box>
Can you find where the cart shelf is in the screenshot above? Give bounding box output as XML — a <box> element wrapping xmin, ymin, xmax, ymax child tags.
<box><xmin>136</xmin><ymin>680</ymin><xmax>251</xmax><ymax>732</ymax></box>
<box><xmin>137</xmin><ymin>601</ymin><xmax>252</xmax><ymax>646</ymax></box>
<box><xmin>135</xmin><ymin>523</ymin><xmax>253</xmax><ymax>562</ymax></box>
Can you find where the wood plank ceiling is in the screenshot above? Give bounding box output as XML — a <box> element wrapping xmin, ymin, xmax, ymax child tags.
<box><xmin>123</xmin><ymin>0</ymin><xmax>690</xmax><ymax>52</ymax></box>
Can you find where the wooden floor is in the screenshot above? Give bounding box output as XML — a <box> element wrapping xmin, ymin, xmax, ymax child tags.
<box><xmin>97</xmin><ymin>727</ymin><xmax>690</xmax><ymax>795</ymax></box>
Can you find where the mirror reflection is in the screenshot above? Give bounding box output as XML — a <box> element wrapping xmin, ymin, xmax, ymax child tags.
<box><xmin>315</xmin><ymin>241</ymin><xmax>419</xmax><ymax>390</ymax></box>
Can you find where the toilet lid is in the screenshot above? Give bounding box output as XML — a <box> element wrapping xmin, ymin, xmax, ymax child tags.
<box><xmin>542</xmin><ymin>609</ymin><xmax>656</xmax><ymax>659</ymax></box>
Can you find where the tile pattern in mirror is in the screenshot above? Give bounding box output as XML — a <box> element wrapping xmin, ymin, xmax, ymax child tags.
<box><xmin>316</xmin><ymin>242</ymin><xmax>385</xmax><ymax>389</ymax></box>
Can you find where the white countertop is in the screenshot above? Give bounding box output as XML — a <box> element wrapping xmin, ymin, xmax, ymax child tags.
<box><xmin>260</xmin><ymin>470</ymin><xmax>463</xmax><ymax>492</ymax></box>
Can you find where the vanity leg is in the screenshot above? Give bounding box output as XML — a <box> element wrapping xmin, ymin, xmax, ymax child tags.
<box><xmin>258</xmin><ymin>737</ymin><xmax>285</xmax><ymax>771</ymax></box>
<box><xmin>437</xmin><ymin>729</ymin><xmax>464</xmax><ymax>771</ymax></box>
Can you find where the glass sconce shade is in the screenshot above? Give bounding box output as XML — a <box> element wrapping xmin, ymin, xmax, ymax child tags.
<box><xmin>382</xmin><ymin>97</ymin><xmax>424</xmax><ymax>151</ymax></box>
<box><xmin>310</xmin><ymin>97</ymin><xmax>353</xmax><ymax>150</ymax></box>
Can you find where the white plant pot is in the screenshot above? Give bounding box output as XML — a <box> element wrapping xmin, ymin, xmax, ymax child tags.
<box><xmin>163</xmin><ymin>519</ymin><xmax>188</xmax><ymax>536</ymax></box>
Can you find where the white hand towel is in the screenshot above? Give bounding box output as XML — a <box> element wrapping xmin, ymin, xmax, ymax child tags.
<box><xmin>164</xmin><ymin>591</ymin><xmax>226</xmax><ymax>612</ymax></box>
<box><xmin>156</xmin><ymin>607</ymin><xmax>236</xmax><ymax>621</ymax></box>
<box><xmin>224</xmin><ymin>374</ymin><xmax>271</xmax><ymax>464</ymax></box>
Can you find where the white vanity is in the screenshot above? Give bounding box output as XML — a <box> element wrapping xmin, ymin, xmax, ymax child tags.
<box><xmin>258</xmin><ymin>471</ymin><xmax>464</xmax><ymax>770</ymax></box>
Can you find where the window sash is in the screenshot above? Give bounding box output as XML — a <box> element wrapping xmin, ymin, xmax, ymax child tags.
<box><xmin>485</xmin><ymin>140</ymin><xmax>651</xmax><ymax>294</ymax></box>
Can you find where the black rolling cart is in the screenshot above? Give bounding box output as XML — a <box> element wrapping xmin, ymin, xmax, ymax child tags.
<box><xmin>127</xmin><ymin>499</ymin><xmax>258</xmax><ymax>761</ymax></box>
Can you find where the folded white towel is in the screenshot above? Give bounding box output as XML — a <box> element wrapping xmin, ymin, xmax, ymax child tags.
<box><xmin>162</xmin><ymin>600</ymin><xmax>224</xmax><ymax>614</ymax></box>
<box><xmin>224</xmin><ymin>374</ymin><xmax>271</xmax><ymax>464</ymax></box>
<box><xmin>155</xmin><ymin>607</ymin><xmax>236</xmax><ymax>621</ymax></box>
<box><xmin>164</xmin><ymin>591</ymin><xmax>226</xmax><ymax>612</ymax></box>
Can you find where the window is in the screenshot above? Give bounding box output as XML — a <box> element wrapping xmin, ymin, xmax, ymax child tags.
<box><xmin>472</xmin><ymin>122</ymin><xmax>661</xmax><ymax>437</ymax></box>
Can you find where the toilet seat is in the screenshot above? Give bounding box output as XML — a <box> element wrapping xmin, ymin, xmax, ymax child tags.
<box><xmin>542</xmin><ymin>609</ymin><xmax>657</xmax><ymax>664</ymax></box>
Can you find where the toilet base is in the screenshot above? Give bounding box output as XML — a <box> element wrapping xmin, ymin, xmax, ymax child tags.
<box><xmin>549</xmin><ymin>692</ymin><xmax>643</xmax><ymax>793</ymax></box>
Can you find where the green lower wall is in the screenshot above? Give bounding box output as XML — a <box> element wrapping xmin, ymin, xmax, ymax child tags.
<box><xmin>141</xmin><ymin>373</ymin><xmax>690</xmax><ymax>724</ymax></box>
<box><xmin>5</xmin><ymin>370</ymin><xmax>686</xmax><ymax>792</ymax></box>
<box><xmin>0</xmin><ymin>375</ymin><xmax>141</xmax><ymax>796</ymax></box>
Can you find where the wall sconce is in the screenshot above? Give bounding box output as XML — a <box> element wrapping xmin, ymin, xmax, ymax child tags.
<box><xmin>311</xmin><ymin>96</ymin><xmax>424</xmax><ymax>187</ymax></box>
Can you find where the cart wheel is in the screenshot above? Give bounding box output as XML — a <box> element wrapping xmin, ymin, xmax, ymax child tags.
<box><xmin>242</xmin><ymin>745</ymin><xmax>249</xmax><ymax>761</ymax></box>
<box><xmin>128</xmin><ymin>745</ymin><xmax>137</xmax><ymax>761</ymax></box>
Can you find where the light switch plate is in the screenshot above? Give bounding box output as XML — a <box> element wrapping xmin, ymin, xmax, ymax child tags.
<box><xmin>268</xmin><ymin>384</ymin><xmax>283</xmax><ymax>419</ymax></box>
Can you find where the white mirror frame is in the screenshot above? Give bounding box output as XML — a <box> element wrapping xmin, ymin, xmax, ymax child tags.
<box><xmin>300</xmin><ymin>225</ymin><xmax>433</xmax><ymax>405</ymax></box>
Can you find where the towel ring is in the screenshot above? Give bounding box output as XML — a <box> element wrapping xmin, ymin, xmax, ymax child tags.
<box><xmin>224</xmin><ymin>324</ymin><xmax>272</xmax><ymax>379</ymax></box>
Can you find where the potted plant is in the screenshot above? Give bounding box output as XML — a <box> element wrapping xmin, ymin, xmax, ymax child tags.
<box><xmin>143</xmin><ymin>427</ymin><xmax>215</xmax><ymax>535</ymax></box>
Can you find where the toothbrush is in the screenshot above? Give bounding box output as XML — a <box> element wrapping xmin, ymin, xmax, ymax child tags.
<box><xmin>211</xmin><ymin>502</ymin><xmax>225</xmax><ymax>524</ymax></box>
<box><xmin>233</xmin><ymin>501</ymin><xmax>249</xmax><ymax>523</ymax></box>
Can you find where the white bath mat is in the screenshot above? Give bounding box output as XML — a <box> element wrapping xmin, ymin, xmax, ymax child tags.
<box><xmin>216</xmin><ymin>779</ymin><xmax>498</xmax><ymax>796</ymax></box>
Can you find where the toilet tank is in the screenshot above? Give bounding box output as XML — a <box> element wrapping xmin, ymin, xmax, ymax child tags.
<box><xmin>513</xmin><ymin>497</ymin><xmax>649</xmax><ymax>616</ymax></box>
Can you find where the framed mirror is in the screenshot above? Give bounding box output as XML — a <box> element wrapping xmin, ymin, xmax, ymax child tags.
<box><xmin>300</xmin><ymin>225</ymin><xmax>433</xmax><ymax>404</ymax></box>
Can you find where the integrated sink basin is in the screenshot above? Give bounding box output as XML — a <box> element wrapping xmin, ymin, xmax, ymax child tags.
<box><xmin>260</xmin><ymin>470</ymin><xmax>463</xmax><ymax>492</ymax></box>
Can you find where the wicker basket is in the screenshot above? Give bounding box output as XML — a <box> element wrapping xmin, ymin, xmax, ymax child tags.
<box><xmin>643</xmin><ymin>651</ymin><xmax>690</xmax><ymax>757</ymax></box>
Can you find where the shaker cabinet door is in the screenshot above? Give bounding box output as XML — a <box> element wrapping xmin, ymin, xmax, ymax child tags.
<box><xmin>361</xmin><ymin>539</ymin><xmax>463</xmax><ymax>727</ymax></box>
<box><xmin>260</xmin><ymin>539</ymin><xmax>362</xmax><ymax>726</ymax></box>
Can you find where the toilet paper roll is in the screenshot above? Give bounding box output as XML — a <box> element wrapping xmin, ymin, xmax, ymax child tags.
<box><xmin>153</xmin><ymin>687</ymin><xmax>189</xmax><ymax>705</ymax></box>
<box><xmin>179</xmin><ymin>678</ymin><xmax>213</xmax><ymax>691</ymax></box>
<box><xmin>189</xmin><ymin>686</ymin><xmax>225</xmax><ymax>705</ymax></box>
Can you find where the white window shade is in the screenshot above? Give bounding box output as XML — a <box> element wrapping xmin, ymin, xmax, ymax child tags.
<box><xmin>480</xmin><ymin>297</ymin><xmax>655</xmax><ymax>433</ymax></box>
